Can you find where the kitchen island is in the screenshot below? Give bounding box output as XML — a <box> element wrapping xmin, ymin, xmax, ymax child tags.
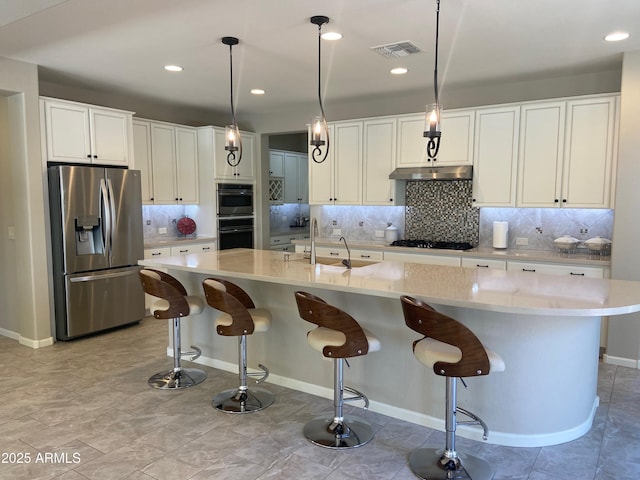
<box><xmin>139</xmin><ymin>248</ymin><xmax>640</xmax><ymax>447</ymax></box>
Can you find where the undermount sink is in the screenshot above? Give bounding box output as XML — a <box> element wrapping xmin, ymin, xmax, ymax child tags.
<box><xmin>312</xmin><ymin>257</ymin><xmax>380</xmax><ymax>268</ymax></box>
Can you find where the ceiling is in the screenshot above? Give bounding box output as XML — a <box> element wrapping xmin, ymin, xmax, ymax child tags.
<box><xmin>1</xmin><ymin>0</ymin><xmax>638</xmax><ymax>118</ymax></box>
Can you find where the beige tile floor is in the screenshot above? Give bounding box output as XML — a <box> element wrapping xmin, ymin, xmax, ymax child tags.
<box><xmin>0</xmin><ymin>317</ymin><xmax>638</xmax><ymax>480</ymax></box>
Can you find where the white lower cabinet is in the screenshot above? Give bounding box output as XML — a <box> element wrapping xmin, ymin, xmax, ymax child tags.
<box><xmin>315</xmin><ymin>246</ymin><xmax>384</xmax><ymax>261</ymax></box>
<box><xmin>143</xmin><ymin>247</ymin><xmax>172</xmax><ymax>259</ymax></box>
<box><xmin>460</xmin><ymin>257</ymin><xmax>507</xmax><ymax>270</ymax></box>
<box><xmin>383</xmin><ymin>251</ymin><xmax>461</xmax><ymax>267</ymax></box>
<box><xmin>169</xmin><ymin>242</ymin><xmax>216</xmax><ymax>256</ymax></box>
<box><xmin>506</xmin><ymin>260</ymin><xmax>604</xmax><ymax>278</ymax></box>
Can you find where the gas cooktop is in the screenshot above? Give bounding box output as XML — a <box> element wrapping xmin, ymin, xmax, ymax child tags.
<box><xmin>390</xmin><ymin>240</ymin><xmax>474</xmax><ymax>251</ymax></box>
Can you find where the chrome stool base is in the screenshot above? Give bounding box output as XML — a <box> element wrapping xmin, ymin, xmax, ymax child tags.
<box><xmin>409</xmin><ymin>447</ymin><xmax>493</xmax><ymax>480</ymax></box>
<box><xmin>303</xmin><ymin>415</ymin><xmax>374</xmax><ymax>449</ymax></box>
<box><xmin>148</xmin><ymin>368</ymin><xmax>207</xmax><ymax>390</ymax></box>
<box><xmin>212</xmin><ymin>387</ymin><xmax>274</xmax><ymax>414</ymax></box>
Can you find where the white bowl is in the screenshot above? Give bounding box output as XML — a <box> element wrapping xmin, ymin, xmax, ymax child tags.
<box><xmin>554</xmin><ymin>235</ymin><xmax>579</xmax><ymax>252</ymax></box>
<box><xmin>584</xmin><ymin>237</ymin><xmax>612</xmax><ymax>251</ymax></box>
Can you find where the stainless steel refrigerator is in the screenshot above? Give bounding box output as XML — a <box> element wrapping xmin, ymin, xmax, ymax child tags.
<box><xmin>48</xmin><ymin>165</ymin><xmax>145</xmax><ymax>340</ymax></box>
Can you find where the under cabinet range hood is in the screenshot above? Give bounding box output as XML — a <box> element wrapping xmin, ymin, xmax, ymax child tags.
<box><xmin>389</xmin><ymin>165</ymin><xmax>473</xmax><ymax>181</ymax></box>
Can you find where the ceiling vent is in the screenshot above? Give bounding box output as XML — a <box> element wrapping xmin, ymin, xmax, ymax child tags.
<box><xmin>371</xmin><ymin>41</ymin><xmax>422</xmax><ymax>59</ymax></box>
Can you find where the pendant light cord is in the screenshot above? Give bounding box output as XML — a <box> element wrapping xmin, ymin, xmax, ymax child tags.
<box><xmin>434</xmin><ymin>0</ymin><xmax>440</xmax><ymax>106</ymax></box>
<box><xmin>312</xmin><ymin>20</ymin><xmax>330</xmax><ymax>163</ymax></box>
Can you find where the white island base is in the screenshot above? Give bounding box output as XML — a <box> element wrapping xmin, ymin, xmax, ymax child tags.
<box><xmin>168</xmin><ymin>271</ymin><xmax>601</xmax><ymax>448</ymax></box>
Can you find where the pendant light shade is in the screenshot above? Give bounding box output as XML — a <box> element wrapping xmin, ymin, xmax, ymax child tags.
<box><xmin>423</xmin><ymin>0</ymin><xmax>442</xmax><ymax>162</ymax></box>
<box><xmin>222</xmin><ymin>36</ymin><xmax>242</xmax><ymax>166</ymax></box>
<box><xmin>309</xmin><ymin>15</ymin><xmax>330</xmax><ymax>164</ymax></box>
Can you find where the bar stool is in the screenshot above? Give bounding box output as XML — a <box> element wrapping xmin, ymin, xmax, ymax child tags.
<box><xmin>138</xmin><ymin>268</ymin><xmax>207</xmax><ymax>390</ymax></box>
<box><xmin>202</xmin><ymin>278</ymin><xmax>274</xmax><ymax>413</ymax></box>
<box><xmin>294</xmin><ymin>291</ymin><xmax>381</xmax><ymax>449</ymax></box>
<box><xmin>401</xmin><ymin>295</ymin><xmax>505</xmax><ymax>480</ymax></box>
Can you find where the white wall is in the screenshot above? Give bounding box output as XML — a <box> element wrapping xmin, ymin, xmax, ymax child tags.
<box><xmin>608</xmin><ymin>51</ymin><xmax>640</xmax><ymax>366</ymax></box>
<box><xmin>0</xmin><ymin>57</ymin><xmax>53</xmax><ymax>346</ymax></box>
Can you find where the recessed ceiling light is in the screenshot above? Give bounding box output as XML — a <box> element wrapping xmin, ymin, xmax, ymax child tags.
<box><xmin>604</xmin><ymin>31</ymin><xmax>630</xmax><ymax>42</ymax></box>
<box><xmin>321</xmin><ymin>31</ymin><xmax>342</xmax><ymax>41</ymax></box>
<box><xmin>251</xmin><ymin>89</ymin><xmax>265</xmax><ymax>95</ymax></box>
<box><xmin>391</xmin><ymin>67</ymin><xmax>408</xmax><ymax>75</ymax></box>
<box><xmin>164</xmin><ymin>65</ymin><xmax>183</xmax><ymax>72</ymax></box>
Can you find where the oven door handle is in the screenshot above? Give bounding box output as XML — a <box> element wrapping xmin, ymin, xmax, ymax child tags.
<box><xmin>218</xmin><ymin>190</ymin><xmax>251</xmax><ymax>196</ymax></box>
<box><xmin>219</xmin><ymin>227</ymin><xmax>254</xmax><ymax>234</ymax></box>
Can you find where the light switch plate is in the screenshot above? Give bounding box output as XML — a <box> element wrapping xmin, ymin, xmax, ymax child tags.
<box><xmin>332</xmin><ymin>228</ymin><xmax>342</xmax><ymax>236</ymax></box>
<box><xmin>516</xmin><ymin>237</ymin><xmax>528</xmax><ymax>246</ymax></box>
<box><xmin>375</xmin><ymin>230</ymin><xmax>385</xmax><ymax>238</ymax></box>
<box><xmin>158</xmin><ymin>227</ymin><xmax>167</xmax><ymax>235</ymax></box>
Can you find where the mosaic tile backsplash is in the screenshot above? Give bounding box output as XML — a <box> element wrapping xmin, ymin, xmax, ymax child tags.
<box><xmin>405</xmin><ymin>180</ymin><xmax>480</xmax><ymax>244</ymax></box>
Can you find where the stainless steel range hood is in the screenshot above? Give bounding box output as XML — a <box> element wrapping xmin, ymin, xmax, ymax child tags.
<box><xmin>389</xmin><ymin>165</ymin><xmax>473</xmax><ymax>181</ymax></box>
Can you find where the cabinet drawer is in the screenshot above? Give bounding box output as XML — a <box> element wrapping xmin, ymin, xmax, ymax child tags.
<box><xmin>507</xmin><ymin>261</ymin><xmax>604</xmax><ymax>278</ymax></box>
<box><xmin>144</xmin><ymin>247</ymin><xmax>171</xmax><ymax>259</ymax></box>
<box><xmin>461</xmin><ymin>257</ymin><xmax>507</xmax><ymax>270</ymax></box>
<box><xmin>270</xmin><ymin>235</ymin><xmax>295</xmax><ymax>246</ymax></box>
<box><xmin>352</xmin><ymin>249</ymin><xmax>384</xmax><ymax>261</ymax></box>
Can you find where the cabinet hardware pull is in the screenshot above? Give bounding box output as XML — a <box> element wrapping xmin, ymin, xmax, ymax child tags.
<box><xmin>329</xmin><ymin>252</ymin><xmax>340</xmax><ymax>256</ymax></box>
<box><xmin>570</xmin><ymin>272</ymin><xmax>585</xmax><ymax>276</ymax></box>
<box><xmin>360</xmin><ymin>255</ymin><xmax>371</xmax><ymax>258</ymax></box>
<box><xmin>87</xmin><ymin>154</ymin><xmax>92</xmax><ymax>158</ymax></box>
<box><xmin>152</xmin><ymin>252</ymin><xmax>161</xmax><ymax>256</ymax></box>
<box><xmin>522</xmin><ymin>268</ymin><xmax>536</xmax><ymax>272</ymax></box>
<box><xmin>202</xmin><ymin>247</ymin><xmax>210</xmax><ymax>251</ymax></box>
<box><xmin>477</xmin><ymin>264</ymin><xmax>489</xmax><ymax>268</ymax></box>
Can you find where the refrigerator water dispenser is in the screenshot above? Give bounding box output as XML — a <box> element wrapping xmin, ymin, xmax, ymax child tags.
<box><xmin>75</xmin><ymin>216</ymin><xmax>103</xmax><ymax>255</ymax></box>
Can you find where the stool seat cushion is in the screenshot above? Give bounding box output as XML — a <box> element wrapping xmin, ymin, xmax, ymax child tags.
<box><xmin>414</xmin><ymin>338</ymin><xmax>505</xmax><ymax>374</ymax></box>
<box><xmin>150</xmin><ymin>295</ymin><xmax>205</xmax><ymax>317</ymax></box>
<box><xmin>215</xmin><ymin>307</ymin><xmax>271</xmax><ymax>333</ymax></box>
<box><xmin>307</xmin><ymin>326</ymin><xmax>381</xmax><ymax>355</ymax></box>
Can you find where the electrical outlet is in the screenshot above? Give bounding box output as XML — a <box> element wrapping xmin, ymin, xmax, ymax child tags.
<box><xmin>282</xmin><ymin>216</ymin><xmax>287</xmax><ymax>222</ymax></box>
<box><xmin>158</xmin><ymin>227</ymin><xmax>167</xmax><ymax>235</ymax></box>
<box><xmin>332</xmin><ymin>228</ymin><xmax>342</xmax><ymax>236</ymax></box>
<box><xmin>516</xmin><ymin>237</ymin><xmax>528</xmax><ymax>246</ymax></box>
<box><xmin>8</xmin><ymin>226</ymin><xmax>15</xmax><ymax>240</ymax></box>
<box><xmin>146</xmin><ymin>220</ymin><xmax>151</xmax><ymax>225</ymax></box>
<box><xmin>375</xmin><ymin>230</ymin><xmax>385</xmax><ymax>238</ymax></box>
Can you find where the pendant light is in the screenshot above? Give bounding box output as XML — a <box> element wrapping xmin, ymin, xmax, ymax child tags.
<box><xmin>423</xmin><ymin>0</ymin><xmax>442</xmax><ymax>162</ymax></box>
<box><xmin>222</xmin><ymin>36</ymin><xmax>242</xmax><ymax>166</ymax></box>
<box><xmin>309</xmin><ymin>15</ymin><xmax>330</xmax><ymax>164</ymax></box>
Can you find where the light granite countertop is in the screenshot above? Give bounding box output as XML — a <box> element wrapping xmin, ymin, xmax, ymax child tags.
<box><xmin>144</xmin><ymin>235</ymin><xmax>216</xmax><ymax>249</ymax></box>
<box><xmin>140</xmin><ymin>248</ymin><xmax>637</xmax><ymax>317</ymax></box>
<box><xmin>291</xmin><ymin>238</ymin><xmax>611</xmax><ymax>267</ymax></box>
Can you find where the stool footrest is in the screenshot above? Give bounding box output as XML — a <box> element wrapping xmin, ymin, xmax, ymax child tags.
<box><xmin>456</xmin><ymin>406</ymin><xmax>489</xmax><ymax>440</ymax></box>
<box><xmin>180</xmin><ymin>345</ymin><xmax>202</xmax><ymax>362</ymax></box>
<box><xmin>343</xmin><ymin>385</ymin><xmax>369</xmax><ymax>410</ymax></box>
<box><xmin>246</xmin><ymin>363</ymin><xmax>269</xmax><ymax>384</ymax></box>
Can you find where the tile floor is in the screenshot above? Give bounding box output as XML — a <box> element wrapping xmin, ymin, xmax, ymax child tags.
<box><xmin>0</xmin><ymin>317</ymin><xmax>639</xmax><ymax>480</ymax></box>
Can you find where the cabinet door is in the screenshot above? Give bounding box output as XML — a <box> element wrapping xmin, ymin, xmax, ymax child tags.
<box><xmin>437</xmin><ymin>109</ymin><xmax>475</xmax><ymax>166</ymax></box>
<box><xmin>175</xmin><ymin>126</ymin><xmax>199</xmax><ymax>204</ymax></box>
<box><xmin>383</xmin><ymin>251</ymin><xmax>461</xmax><ymax>266</ymax></box>
<box><xmin>308</xmin><ymin>124</ymin><xmax>335</xmax><ymax>204</ymax></box>
<box><xmin>460</xmin><ymin>257</ymin><xmax>506</xmax><ymax>270</ymax></box>
<box><xmin>396</xmin><ymin>114</ymin><xmax>427</xmax><ymax>167</ymax></box>
<box><xmin>44</xmin><ymin>100</ymin><xmax>92</xmax><ymax>163</ymax></box>
<box><xmin>269</xmin><ymin>150</ymin><xmax>285</xmax><ymax>177</ymax></box>
<box><xmin>363</xmin><ymin>118</ymin><xmax>398</xmax><ymax>205</ymax></box>
<box><xmin>143</xmin><ymin>247</ymin><xmax>171</xmax><ymax>259</ymax></box>
<box><xmin>235</xmin><ymin>132</ymin><xmax>256</xmax><ymax>180</ymax></box>
<box><xmin>132</xmin><ymin>120</ymin><xmax>154</xmax><ymax>204</ymax></box>
<box><xmin>334</xmin><ymin>122</ymin><xmax>362</xmax><ymax>205</ymax></box>
<box><xmin>297</xmin><ymin>153</ymin><xmax>309</xmax><ymax>204</ymax></box>
<box><xmin>150</xmin><ymin>123</ymin><xmax>177</xmax><ymax>203</ymax></box>
<box><xmin>284</xmin><ymin>152</ymin><xmax>300</xmax><ymax>203</ymax></box>
<box><xmin>507</xmin><ymin>261</ymin><xmax>604</xmax><ymax>278</ymax></box>
<box><xmin>89</xmin><ymin>108</ymin><xmax>130</xmax><ymax>166</ymax></box>
<box><xmin>517</xmin><ymin>102</ymin><xmax>565</xmax><ymax>207</ymax></box>
<box><xmin>562</xmin><ymin>96</ymin><xmax>616</xmax><ymax>208</ymax></box>
<box><xmin>472</xmin><ymin>106</ymin><xmax>520</xmax><ymax>207</ymax></box>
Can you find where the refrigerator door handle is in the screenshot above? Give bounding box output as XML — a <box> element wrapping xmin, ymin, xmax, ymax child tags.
<box><xmin>106</xmin><ymin>178</ymin><xmax>117</xmax><ymax>264</ymax></box>
<box><xmin>100</xmin><ymin>178</ymin><xmax>111</xmax><ymax>259</ymax></box>
<box><xmin>70</xmin><ymin>269</ymin><xmax>141</xmax><ymax>283</ymax></box>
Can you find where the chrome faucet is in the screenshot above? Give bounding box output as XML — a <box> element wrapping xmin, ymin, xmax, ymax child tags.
<box><xmin>339</xmin><ymin>236</ymin><xmax>351</xmax><ymax>269</ymax></box>
<box><xmin>310</xmin><ymin>217</ymin><xmax>318</xmax><ymax>265</ymax></box>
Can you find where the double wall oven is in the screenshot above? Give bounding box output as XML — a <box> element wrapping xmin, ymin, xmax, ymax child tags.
<box><xmin>217</xmin><ymin>183</ymin><xmax>254</xmax><ymax>250</ymax></box>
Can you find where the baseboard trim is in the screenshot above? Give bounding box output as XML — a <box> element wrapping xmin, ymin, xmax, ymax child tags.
<box><xmin>603</xmin><ymin>354</ymin><xmax>640</xmax><ymax>369</ymax></box>
<box><xmin>0</xmin><ymin>327</ymin><xmax>20</xmax><ymax>341</ymax></box>
<box><xmin>181</xmin><ymin>350</ymin><xmax>599</xmax><ymax>447</ymax></box>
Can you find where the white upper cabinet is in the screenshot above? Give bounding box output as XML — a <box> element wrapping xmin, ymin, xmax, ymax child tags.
<box><xmin>363</xmin><ymin>117</ymin><xmax>403</xmax><ymax>205</ymax></box>
<box><xmin>517</xmin><ymin>95</ymin><xmax>618</xmax><ymax>208</ymax></box>
<box><xmin>396</xmin><ymin>109</ymin><xmax>474</xmax><ymax>167</ymax></box>
<box><xmin>132</xmin><ymin>120</ymin><xmax>154</xmax><ymax>204</ymax></box>
<box><xmin>472</xmin><ymin>106</ymin><xmax>520</xmax><ymax>207</ymax></box>
<box><xmin>309</xmin><ymin>123</ymin><xmax>363</xmax><ymax>205</ymax></box>
<box><xmin>213</xmin><ymin>127</ymin><xmax>256</xmax><ymax>181</ymax></box>
<box><xmin>269</xmin><ymin>150</ymin><xmax>284</xmax><ymax>177</ymax></box>
<box><xmin>134</xmin><ymin>120</ymin><xmax>198</xmax><ymax>205</ymax></box>
<box><xmin>517</xmin><ymin>101</ymin><xmax>565</xmax><ymax>207</ymax></box>
<box><xmin>41</xmin><ymin>97</ymin><xmax>133</xmax><ymax>166</ymax></box>
<box><xmin>284</xmin><ymin>151</ymin><xmax>308</xmax><ymax>203</ymax></box>
<box><xmin>561</xmin><ymin>96</ymin><xmax>617</xmax><ymax>208</ymax></box>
